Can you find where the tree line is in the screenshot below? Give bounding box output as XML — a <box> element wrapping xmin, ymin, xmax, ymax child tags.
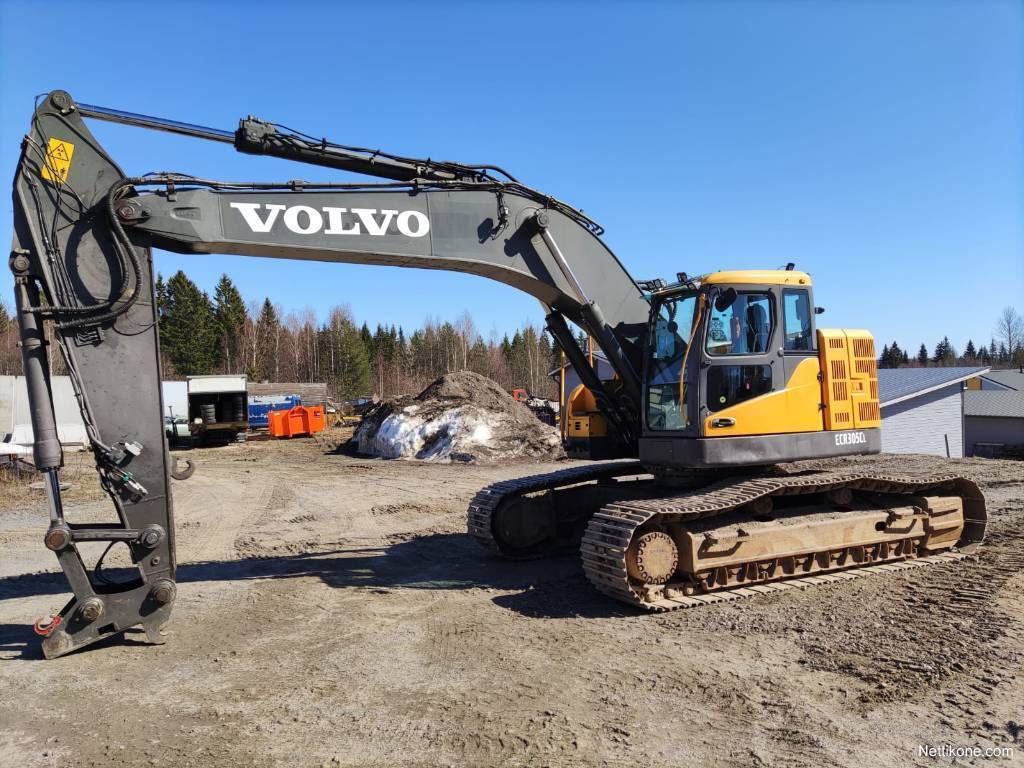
<box><xmin>878</xmin><ymin>307</ymin><xmax>1024</xmax><ymax>369</ymax></box>
<box><xmin>153</xmin><ymin>271</ymin><xmax>561</xmax><ymax>400</ymax></box>
<box><xmin>1</xmin><ymin>285</ymin><xmax>1019</xmax><ymax>392</ymax></box>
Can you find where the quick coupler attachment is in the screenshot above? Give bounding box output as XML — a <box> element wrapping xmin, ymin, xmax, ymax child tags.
<box><xmin>36</xmin><ymin>521</ymin><xmax>176</xmax><ymax>659</ymax></box>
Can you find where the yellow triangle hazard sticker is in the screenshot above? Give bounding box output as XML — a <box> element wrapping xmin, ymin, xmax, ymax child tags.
<box><xmin>41</xmin><ymin>138</ymin><xmax>75</xmax><ymax>183</ymax></box>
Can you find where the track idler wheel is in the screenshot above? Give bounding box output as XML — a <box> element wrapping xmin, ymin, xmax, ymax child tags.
<box><xmin>492</xmin><ymin>495</ymin><xmax>555</xmax><ymax>553</ymax></box>
<box><xmin>625</xmin><ymin>531</ymin><xmax>678</xmax><ymax>584</ymax></box>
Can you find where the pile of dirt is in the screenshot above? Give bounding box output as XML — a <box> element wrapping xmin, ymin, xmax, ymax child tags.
<box><xmin>353</xmin><ymin>371</ymin><xmax>564</xmax><ymax>463</ymax></box>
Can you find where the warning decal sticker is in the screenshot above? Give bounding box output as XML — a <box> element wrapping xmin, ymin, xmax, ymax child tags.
<box><xmin>41</xmin><ymin>138</ymin><xmax>75</xmax><ymax>183</ymax></box>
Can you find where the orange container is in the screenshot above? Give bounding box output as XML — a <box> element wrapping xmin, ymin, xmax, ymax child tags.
<box><xmin>268</xmin><ymin>405</ymin><xmax>326</xmax><ymax>438</ymax></box>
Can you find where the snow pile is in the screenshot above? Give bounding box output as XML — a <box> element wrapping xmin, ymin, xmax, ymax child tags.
<box><xmin>354</xmin><ymin>371</ymin><xmax>564</xmax><ymax>463</ymax></box>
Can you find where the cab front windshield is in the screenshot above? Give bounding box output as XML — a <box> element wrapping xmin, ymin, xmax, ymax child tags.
<box><xmin>646</xmin><ymin>293</ymin><xmax>697</xmax><ymax>430</ymax></box>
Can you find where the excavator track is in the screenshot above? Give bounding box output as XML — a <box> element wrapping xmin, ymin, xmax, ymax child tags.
<box><xmin>467</xmin><ymin>461</ymin><xmax>646</xmax><ymax>559</ymax></box>
<box><xmin>582</xmin><ymin>472</ymin><xmax>986</xmax><ymax>611</ymax></box>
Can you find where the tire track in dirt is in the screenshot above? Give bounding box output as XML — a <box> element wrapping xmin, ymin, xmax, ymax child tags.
<box><xmin>4</xmin><ymin>436</ymin><xmax>1023</xmax><ymax>768</ymax></box>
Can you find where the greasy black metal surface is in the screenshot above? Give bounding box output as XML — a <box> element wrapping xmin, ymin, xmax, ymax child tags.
<box><xmin>11</xmin><ymin>91</ymin><xmax>176</xmax><ymax>657</ymax></box>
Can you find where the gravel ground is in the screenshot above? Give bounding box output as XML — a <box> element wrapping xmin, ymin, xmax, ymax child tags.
<box><xmin>0</xmin><ymin>432</ymin><xmax>1021</xmax><ymax>767</ymax></box>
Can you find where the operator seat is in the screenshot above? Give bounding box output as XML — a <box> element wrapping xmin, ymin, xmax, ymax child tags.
<box><xmin>747</xmin><ymin>303</ymin><xmax>769</xmax><ymax>353</ymax></box>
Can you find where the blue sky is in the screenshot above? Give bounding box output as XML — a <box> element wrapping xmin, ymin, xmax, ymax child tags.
<box><xmin>2</xmin><ymin>0</ymin><xmax>1021</xmax><ymax>353</ymax></box>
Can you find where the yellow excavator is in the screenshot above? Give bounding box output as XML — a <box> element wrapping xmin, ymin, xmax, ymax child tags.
<box><xmin>11</xmin><ymin>90</ymin><xmax>985</xmax><ymax>657</ymax></box>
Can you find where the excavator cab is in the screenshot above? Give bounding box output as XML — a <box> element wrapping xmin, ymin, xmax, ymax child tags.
<box><xmin>643</xmin><ymin>269</ymin><xmax>883</xmax><ymax>467</ymax></box>
<box><xmin>570</xmin><ymin>269</ymin><xmax>883</xmax><ymax>467</ymax></box>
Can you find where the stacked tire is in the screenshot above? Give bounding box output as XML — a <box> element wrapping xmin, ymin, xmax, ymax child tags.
<box><xmin>232</xmin><ymin>394</ymin><xmax>246</xmax><ymax>422</ymax></box>
<box><xmin>201</xmin><ymin>403</ymin><xmax>217</xmax><ymax>425</ymax></box>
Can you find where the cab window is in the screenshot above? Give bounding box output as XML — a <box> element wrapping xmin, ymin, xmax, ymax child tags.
<box><xmin>646</xmin><ymin>293</ymin><xmax>696</xmax><ymax>430</ymax></box>
<box><xmin>706</xmin><ymin>292</ymin><xmax>773</xmax><ymax>356</ymax></box>
<box><xmin>782</xmin><ymin>289</ymin><xmax>814</xmax><ymax>351</ymax></box>
<box><xmin>706</xmin><ymin>365</ymin><xmax>773</xmax><ymax>412</ymax></box>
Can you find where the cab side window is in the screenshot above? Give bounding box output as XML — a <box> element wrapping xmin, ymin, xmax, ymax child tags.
<box><xmin>706</xmin><ymin>365</ymin><xmax>772</xmax><ymax>412</ymax></box>
<box><xmin>782</xmin><ymin>289</ymin><xmax>814</xmax><ymax>351</ymax></box>
<box><xmin>706</xmin><ymin>292</ymin><xmax>774</xmax><ymax>356</ymax></box>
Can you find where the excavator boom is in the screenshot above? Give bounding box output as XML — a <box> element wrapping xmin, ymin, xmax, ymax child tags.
<box><xmin>10</xmin><ymin>90</ymin><xmax>649</xmax><ymax>656</ymax></box>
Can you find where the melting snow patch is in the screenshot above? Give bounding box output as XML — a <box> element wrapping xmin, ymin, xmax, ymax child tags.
<box><xmin>353</xmin><ymin>371</ymin><xmax>564</xmax><ymax>463</ymax></box>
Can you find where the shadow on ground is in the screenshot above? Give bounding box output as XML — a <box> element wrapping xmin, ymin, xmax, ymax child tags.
<box><xmin>0</xmin><ymin>532</ymin><xmax>633</xmax><ymax>658</ymax></box>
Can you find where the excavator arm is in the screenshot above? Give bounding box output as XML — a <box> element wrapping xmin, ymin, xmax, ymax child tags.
<box><xmin>10</xmin><ymin>90</ymin><xmax>650</xmax><ymax>657</ymax></box>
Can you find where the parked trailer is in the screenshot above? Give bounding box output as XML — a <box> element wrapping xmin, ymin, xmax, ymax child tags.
<box><xmin>187</xmin><ymin>375</ymin><xmax>248</xmax><ymax>444</ymax></box>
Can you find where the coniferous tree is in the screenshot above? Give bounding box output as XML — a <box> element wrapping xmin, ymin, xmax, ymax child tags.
<box><xmin>408</xmin><ymin>329</ymin><xmax>426</xmax><ymax>382</ymax></box>
<box><xmin>213</xmin><ymin>274</ymin><xmax>247</xmax><ymax>373</ymax></box>
<box><xmin>576</xmin><ymin>331</ymin><xmax>590</xmax><ymax>356</ymax></box>
<box><xmin>254</xmin><ymin>298</ymin><xmax>281</xmax><ymax>380</ymax></box>
<box><xmin>468</xmin><ymin>337</ymin><xmax>489</xmax><ymax>376</ymax></box>
<box><xmin>932</xmin><ymin>336</ymin><xmax>956</xmax><ymax>366</ymax></box>
<box><xmin>546</xmin><ymin>329</ymin><xmax>563</xmax><ymax>374</ymax></box>
<box><xmin>151</xmin><ymin>268</ymin><xmax>586</xmax><ymax>398</ymax></box>
<box><xmin>882</xmin><ymin>341</ymin><xmax>904</xmax><ymax>368</ymax></box>
<box><xmin>161</xmin><ymin>271</ymin><xmax>218</xmax><ymax>375</ymax></box>
<box><xmin>154</xmin><ymin>273</ymin><xmax>168</xmax><ymax>317</ymax></box>
<box><xmin>879</xmin><ymin>343</ymin><xmax>891</xmax><ymax>367</ymax></box>
<box><xmin>360</xmin><ymin>323</ymin><xmax>374</xmax><ymax>361</ymax></box>
<box><xmin>963</xmin><ymin>339</ymin><xmax>977</xmax><ymax>362</ymax></box>
<box><xmin>337</xmin><ymin>320</ymin><xmax>371</xmax><ymax>397</ymax></box>
<box><xmin>916</xmin><ymin>343</ymin><xmax>928</xmax><ymax>366</ymax></box>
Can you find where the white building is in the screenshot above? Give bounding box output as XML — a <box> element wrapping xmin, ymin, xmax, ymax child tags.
<box><xmin>877</xmin><ymin>367</ymin><xmax>988</xmax><ymax>458</ymax></box>
<box><xmin>0</xmin><ymin>376</ymin><xmax>191</xmax><ymax>456</ymax></box>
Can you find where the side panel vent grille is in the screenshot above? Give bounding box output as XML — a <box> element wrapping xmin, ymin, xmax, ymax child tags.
<box><xmin>858</xmin><ymin>402</ymin><xmax>881</xmax><ymax>422</ymax></box>
<box><xmin>818</xmin><ymin>329</ymin><xmax>881</xmax><ymax>431</ymax></box>
<box><xmin>855</xmin><ymin>359</ymin><xmax>877</xmax><ymax>376</ymax></box>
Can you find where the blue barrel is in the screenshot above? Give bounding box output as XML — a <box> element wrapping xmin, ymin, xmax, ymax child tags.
<box><xmin>248</xmin><ymin>394</ymin><xmax>301</xmax><ymax>427</ymax></box>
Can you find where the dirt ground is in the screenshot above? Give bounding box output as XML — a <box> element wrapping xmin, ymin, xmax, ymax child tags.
<box><xmin>0</xmin><ymin>430</ymin><xmax>1021</xmax><ymax>767</ymax></box>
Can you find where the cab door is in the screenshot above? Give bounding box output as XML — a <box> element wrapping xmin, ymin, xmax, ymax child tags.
<box><xmin>698</xmin><ymin>285</ymin><xmax>786</xmax><ymax>436</ymax></box>
<box><xmin>778</xmin><ymin>286</ymin><xmax>825</xmax><ymax>430</ymax></box>
<box><xmin>642</xmin><ymin>291</ymin><xmax>700</xmax><ymax>437</ymax></box>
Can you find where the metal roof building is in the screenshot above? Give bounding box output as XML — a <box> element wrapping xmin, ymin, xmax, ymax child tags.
<box><xmin>964</xmin><ymin>390</ymin><xmax>1024</xmax><ymax>418</ymax></box>
<box><xmin>963</xmin><ymin>389</ymin><xmax>1024</xmax><ymax>458</ymax></box>
<box><xmin>876</xmin><ymin>367</ymin><xmax>988</xmax><ymax>458</ymax></box>
<box><xmin>977</xmin><ymin>368</ymin><xmax>1024</xmax><ymax>391</ymax></box>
